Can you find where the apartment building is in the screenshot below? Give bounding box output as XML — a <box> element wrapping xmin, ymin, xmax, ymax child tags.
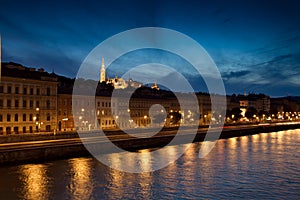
<box><xmin>0</xmin><ymin>62</ymin><xmax>57</xmax><ymax>135</ymax></box>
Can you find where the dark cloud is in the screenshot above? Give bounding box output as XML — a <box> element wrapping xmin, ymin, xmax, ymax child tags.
<box><xmin>252</xmin><ymin>54</ymin><xmax>292</xmax><ymax>67</ymax></box>
<box><xmin>1</xmin><ymin>0</ymin><xmax>300</xmax><ymax>96</ymax></box>
<box><xmin>222</xmin><ymin>70</ymin><xmax>251</xmax><ymax>79</ymax></box>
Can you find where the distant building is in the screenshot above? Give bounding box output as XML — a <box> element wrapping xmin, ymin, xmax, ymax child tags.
<box><xmin>270</xmin><ymin>97</ymin><xmax>300</xmax><ymax>113</ymax></box>
<box><xmin>151</xmin><ymin>82</ymin><xmax>160</xmax><ymax>90</ymax></box>
<box><xmin>2</xmin><ymin>60</ymin><xmax>294</xmax><ymax>134</ymax></box>
<box><xmin>237</xmin><ymin>94</ymin><xmax>270</xmax><ymax>114</ymax></box>
<box><xmin>57</xmin><ymin>93</ymin><xmax>75</xmax><ymax>132</ymax></box>
<box><xmin>107</xmin><ymin>74</ymin><xmax>128</xmax><ymax>89</ymax></box>
<box><xmin>99</xmin><ymin>58</ymin><xmax>142</xmax><ymax>89</ymax></box>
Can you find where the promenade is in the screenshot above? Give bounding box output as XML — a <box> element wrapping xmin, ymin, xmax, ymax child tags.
<box><xmin>0</xmin><ymin>122</ymin><xmax>300</xmax><ymax>165</ymax></box>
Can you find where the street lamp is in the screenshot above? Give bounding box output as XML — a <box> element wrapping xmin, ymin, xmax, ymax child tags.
<box><xmin>129</xmin><ymin>119</ymin><xmax>133</xmax><ymax>128</ymax></box>
<box><xmin>82</xmin><ymin>120</ymin><xmax>88</xmax><ymax>130</ymax></box>
<box><xmin>35</xmin><ymin>107</ymin><xmax>41</xmax><ymax>133</ymax></box>
<box><xmin>144</xmin><ymin>115</ymin><xmax>148</xmax><ymax>127</ymax></box>
<box><xmin>204</xmin><ymin>114</ymin><xmax>207</xmax><ymax>124</ymax></box>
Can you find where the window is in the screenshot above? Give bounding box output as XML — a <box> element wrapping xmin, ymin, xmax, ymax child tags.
<box><xmin>29</xmin><ymin>126</ymin><xmax>33</xmax><ymax>133</ymax></box>
<box><xmin>36</xmin><ymin>88</ymin><xmax>40</xmax><ymax>95</ymax></box>
<box><xmin>7</xmin><ymin>86</ymin><xmax>11</xmax><ymax>93</ymax></box>
<box><xmin>23</xmin><ymin>127</ymin><xmax>26</xmax><ymax>133</ymax></box>
<box><xmin>23</xmin><ymin>87</ymin><xmax>27</xmax><ymax>94</ymax></box>
<box><xmin>98</xmin><ymin>102</ymin><xmax>100</xmax><ymax>107</ymax></box>
<box><xmin>36</xmin><ymin>101</ymin><xmax>40</xmax><ymax>108</ymax></box>
<box><xmin>23</xmin><ymin>114</ymin><xmax>26</xmax><ymax>121</ymax></box>
<box><xmin>15</xmin><ymin>87</ymin><xmax>19</xmax><ymax>94</ymax></box>
<box><xmin>15</xmin><ymin>100</ymin><xmax>19</xmax><ymax>108</ymax></box>
<box><xmin>7</xmin><ymin>100</ymin><xmax>11</xmax><ymax>108</ymax></box>
<box><xmin>47</xmin><ymin>87</ymin><xmax>50</xmax><ymax>96</ymax></box>
<box><xmin>0</xmin><ymin>114</ymin><xmax>2</xmax><ymax>122</ymax></box>
<box><xmin>14</xmin><ymin>127</ymin><xmax>19</xmax><ymax>134</ymax></box>
<box><xmin>47</xmin><ymin>113</ymin><xmax>50</xmax><ymax>121</ymax></box>
<box><xmin>6</xmin><ymin>127</ymin><xmax>11</xmax><ymax>135</ymax></box>
<box><xmin>46</xmin><ymin>100</ymin><xmax>50</xmax><ymax>109</ymax></box>
<box><xmin>0</xmin><ymin>99</ymin><xmax>3</xmax><ymax>108</ymax></box>
<box><xmin>14</xmin><ymin>114</ymin><xmax>18</xmax><ymax>122</ymax></box>
<box><xmin>0</xmin><ymin>85</ymin><xmax>3</xmax><ymax>93</ymax></box>
<box><xmin>64</xmin><ymin>99</ymin><xmax>67</xmax><ymax>106</ymax></box>
<box><xmin>30</xmin><ymin>88</ymin><xmax>34</xmax><ymax>95</ymax></box>
<box><xmin>30</xmin><ymin>100</ymin><xmax>33</xmax><ymax>108</ymax></box>
<box><xmin>23</xmin><ymin>100</ymin><xmax>27</xmax><ymax>108</ymax></box>
<box><xmin>0</xmin><ymin>127</ymin><xmax>3</xmax><ymax>135</ymax></box>
<box><xmin>46</xmin><ymin>125</ymin><xmax>51</xmax><ymax>132</ymax></box>
<box><xmin>7</xmin><ymin>114</ymin><xmax>11</xmax><ymax>122</ymax></box>
<box><xmin>63</xmin><ymin>110</ymin><xmax>66</xmax><ymax>116</ymax></box>
<box><xmin>29</xmin><ymin>114</ymin><xmax>33</xmax><ymax>121</ymax></box>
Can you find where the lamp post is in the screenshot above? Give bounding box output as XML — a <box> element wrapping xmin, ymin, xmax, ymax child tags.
<box><xmin>35</xmin><ymin>107</ymin><xmax>41</xmax><ymax>133</ymax></box>
<box><xmin>82</xmin><ymin>120</ymin><xmax>88</xmax><ymax>130</ymax></box>
<box><xmin>129</xmin><ymin>119</ymin><xmax>133</xmax><ymax>128</ymax></box>
<box><xmin>144</xmin><ymin>115</ymin><xmax>148</xmax><ymax>127</ymax></box>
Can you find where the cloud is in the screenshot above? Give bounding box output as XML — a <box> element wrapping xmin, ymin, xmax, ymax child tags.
<box><xmin>222</xmin><ymin>70</ymin><xmax>251</xmax><ymax>79</ymax></box>
<box><xmin>251</xmin><ymin>54</ymin><xmax>292</xmax><ymax>67</ymax></box>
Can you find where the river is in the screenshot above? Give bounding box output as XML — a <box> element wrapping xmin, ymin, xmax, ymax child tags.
<box><xmin>0</xmin><ymin>129</ymin><xmax>299</xmax><ymax>199</ymax></box>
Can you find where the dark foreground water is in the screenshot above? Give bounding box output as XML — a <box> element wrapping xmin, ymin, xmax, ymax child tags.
<box><xmin>0</xmin><ymin>129</ymin><xmax>299</xmax><ymax>199</ymax></box>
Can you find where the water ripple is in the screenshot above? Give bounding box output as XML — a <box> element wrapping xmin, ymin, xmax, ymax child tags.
<box><xmin>0</xmin><ymin>129</ymin><xmax>299</xmax><ymax>199</ymax></box>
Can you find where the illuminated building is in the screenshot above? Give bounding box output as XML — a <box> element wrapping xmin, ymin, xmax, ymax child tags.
<box><xmin>100</xmin><ymin>58</ymin><xmax>142</xmax><ymax>89</ymax></box>
<box><xmin>0</xmin><ymin>61</ymin><xmax>287</xmax><ymax>135</ymax></box>
<box><xmin>0</xmin><ymin>62</ymin><xmax>58</xmax><ymax>135</ymax></box>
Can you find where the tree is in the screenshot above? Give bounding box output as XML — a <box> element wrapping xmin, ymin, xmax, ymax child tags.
<box><xmin>245</xmin><ymin>107</ymin><xmax>257</xmax><ymax>120</ymax></box>
<box><xmin>258</xmin><ymin>110</ymin><xmax>270</xmax><ymax>119</ymax></box>
<box><xmin>168</xmin><ymin>111</ymin><xmax>182</xmax><ymax>125</ymax></box>
<box><xmin>230</xmin><ymin>107</ymin><xmax>243</xmax><ymax>121</ymax></box>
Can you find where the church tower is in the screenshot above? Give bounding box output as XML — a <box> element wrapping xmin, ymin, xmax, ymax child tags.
<box><xmin>100</xmin><ymin>58</ymin><xmax>106</xmax><ymax>83</ymax></box>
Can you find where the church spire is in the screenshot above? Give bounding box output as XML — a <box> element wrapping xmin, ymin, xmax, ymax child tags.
<box><xmin>102</xmin><ymin>58</ymin><xmax>105</xmax><ymax>68</ymax></box>
<box><xmin>100</xmin><ymin>57</ymin><xmax>106</xmax><ymax>83</ymax></box>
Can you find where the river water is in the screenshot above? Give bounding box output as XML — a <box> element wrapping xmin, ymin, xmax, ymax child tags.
<box><xmin>0</xmin><ymin>129</ymin><xmax>299</xmax><ymax>199</ymax></box>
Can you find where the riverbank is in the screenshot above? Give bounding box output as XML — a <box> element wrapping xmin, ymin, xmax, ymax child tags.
<box><xmin>0</xmin><ymin>123</ymin><xmax>300</xmax><ymax>165</ymax></box>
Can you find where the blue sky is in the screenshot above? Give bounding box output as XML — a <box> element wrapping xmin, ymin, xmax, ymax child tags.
<box><xmin>1</xmin><ymin>0</ymin><xmax>300</xmax><ymax>96</ymax></box>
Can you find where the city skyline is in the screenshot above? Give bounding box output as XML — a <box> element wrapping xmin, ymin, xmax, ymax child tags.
<box><xmin>0</xmin><ymin>1</ymin><xmax>300</xmax><ymax>198</ymax></box>
<box><xmin>1</xmin><ymin>0</ymin><xmax>300</xmax><ymax>97</ymax></box>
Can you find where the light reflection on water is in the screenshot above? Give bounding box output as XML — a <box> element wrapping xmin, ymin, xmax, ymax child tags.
<box><xmin>19</xmin><ymin>164</ymin><xmax>49</xmax><ymax>200</ymax></box>
<box><xmin>0</xmin><ymin>129</ymin><xmax>299</xmax><ymax>199</ymax></box>
<box><xmin>68</xmin><ymin>158</ymin><xmax>93</xmax><ymax>199</ymax></box>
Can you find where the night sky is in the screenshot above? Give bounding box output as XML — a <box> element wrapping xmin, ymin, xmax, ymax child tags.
<box><xmin>1</xmin><ymin>0</ymin><xmax>300</xmax><ymax>96</ymax></box>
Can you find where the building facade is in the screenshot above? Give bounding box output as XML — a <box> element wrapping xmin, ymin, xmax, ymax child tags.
<box><xmin>0</xmin><ymin>63</ymin><xmax>57</xmax><ymax>135</ymax></box>
<box><xmin>1</xmin><ymin>62</ymin><xmax>288</xmax><ymax>135</ymax></box>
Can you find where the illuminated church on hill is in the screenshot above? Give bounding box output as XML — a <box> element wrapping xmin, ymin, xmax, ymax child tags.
<box><xmin>100</xmin><ymin>58</ymin><xmax>143</xmax><ymax>89</ymax></box>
